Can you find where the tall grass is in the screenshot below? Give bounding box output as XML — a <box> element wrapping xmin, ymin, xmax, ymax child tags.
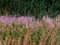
<box><xmin>0</xmin><ymin>15</ymin><xmax>60</xmax><ymax>45</ymax></box>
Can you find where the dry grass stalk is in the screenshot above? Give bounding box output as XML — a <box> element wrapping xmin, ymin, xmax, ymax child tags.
<box><xmin>23</xmin><ymin>29</ymin><xmax>32</xmax><ymax>45</ymax></box>
<box><xmin>39</xmin><ymin>29</ymin><xmax>52</xmax><ymax>45</ymax></box>
<box><xmin>0</xmin><ymin>36</ymin><xmax>2</xmax><ymax>45</ymax></box>
<box><xmin>50</xmin><ymin>30</ymin><xmax>57</xmax><ymax>45</ymax></box>
<box><xmin>29</xmin><ymin>38</ymin><xmax>35</xmax><ymax>45</ymax></box>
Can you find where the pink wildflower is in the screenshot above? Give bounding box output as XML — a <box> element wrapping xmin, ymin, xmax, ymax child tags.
<box><xmin>42</xmin><ymin>16</ymin><xmax>55</xmax><ymax>28</ymax></box>
<box><xmin>56</xmin><ymin>22</ymin><xmax>60</xmax><ymax>28</ymax></box>
<box><xmin>29</xmin><ymin>24</ymin><xmax>33</xmax><ymax>29</ymax></box>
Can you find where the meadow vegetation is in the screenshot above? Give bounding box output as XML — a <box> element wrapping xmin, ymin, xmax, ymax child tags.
<box><xmin>0</xmin><ymin>15</ymin><xmax>60</xmax><ymax>45</ymax></box>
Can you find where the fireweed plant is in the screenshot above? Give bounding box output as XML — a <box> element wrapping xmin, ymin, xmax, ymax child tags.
<box><xmin>0</xmin><ymin>15</ymin><xmax>60</xmax><ymax>45</ymax></box>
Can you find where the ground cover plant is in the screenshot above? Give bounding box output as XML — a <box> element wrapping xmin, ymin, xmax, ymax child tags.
<box><xmin>0</xmin><ymin>15</ymin><xmax>60</xmax><ymax>45</ymax></box>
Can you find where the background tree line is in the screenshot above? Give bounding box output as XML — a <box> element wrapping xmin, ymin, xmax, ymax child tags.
<box><xmin>0</xmin><ymin>0</ymin><xmax>60</xmax><ymax>18</ymax></box>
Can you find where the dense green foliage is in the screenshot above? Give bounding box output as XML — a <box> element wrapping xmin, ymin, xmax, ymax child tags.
<box><xmin>0</xmin><ymin>0</ymin><xmax>60</xmax><ymax>18</ymax></box>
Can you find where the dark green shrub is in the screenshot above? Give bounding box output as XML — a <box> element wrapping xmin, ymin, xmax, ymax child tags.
<box><xmin>0</xmin><ymin>0</ymin><xmax>60</xmax><ymax>18</ymax></box>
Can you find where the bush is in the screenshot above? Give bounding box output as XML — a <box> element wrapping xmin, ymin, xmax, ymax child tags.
<box><xmin>0</xmin><ymin>0</ymin><xmax>60</xmax><ymax>18</ymax></box>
